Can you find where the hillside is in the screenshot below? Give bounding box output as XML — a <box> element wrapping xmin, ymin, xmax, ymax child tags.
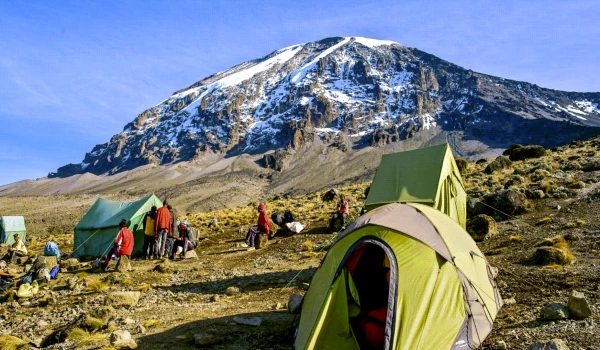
<box><xmin>0</xmin><ymin>138</ymin><xmax>599</xmax><ymax>349</ymax></box>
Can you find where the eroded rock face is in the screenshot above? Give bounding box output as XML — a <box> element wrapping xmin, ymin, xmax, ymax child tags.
<box><xmin>49</xmin><ymin>37</ymin><xmax>600</xmax><ymax>178</ymax></box>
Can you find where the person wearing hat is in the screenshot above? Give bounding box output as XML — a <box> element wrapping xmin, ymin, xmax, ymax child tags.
<box><xmin>9</xmin><ymin>234</ymin><xmax>28</xmax><ymax>263</ymax></box>
<box><xmin>172</xmin><ymin>220</ymin><xmax>198</xmax><ymax>258</ymax></box>
<box><xmin>257</xmin><ymin>203</ymin><xmax>271</xmax><ymax>238</ymax></box>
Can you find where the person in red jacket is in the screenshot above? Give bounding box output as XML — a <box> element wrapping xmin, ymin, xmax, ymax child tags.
<box><xmin>102</xmin><ymin>219</ymin><xmax>134</xmax><ymax>270</ymax></box>
<box><xmin>154</xmin><ymin>200</ymin><xmax>171</xmax><ymax>258</ymax></box>
<box><xmin>257</xmin><ymin>203</ymin><xmax>271</xmax><ymax>238</ymax></box>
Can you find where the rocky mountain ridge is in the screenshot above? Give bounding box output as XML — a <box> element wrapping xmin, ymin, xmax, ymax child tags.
<box><xmin>51</xmin><ymin>36</ymin><xmax>600</xmax><ymax>178</ymax></box>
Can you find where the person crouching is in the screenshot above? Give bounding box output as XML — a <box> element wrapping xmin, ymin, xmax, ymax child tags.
<box><xmin>102</xmin><ymin>219</ymin><xmax>134</xmax><ymax>271</ymax></box>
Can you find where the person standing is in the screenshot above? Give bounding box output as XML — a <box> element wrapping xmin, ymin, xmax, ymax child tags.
<box><xmin>154</xmin><ymin>200</ymin><xmax>171</xmax><ymax>259</ymax></box>
<box><xmin>166</xmin><ymin>204</ymin><xmax>179</xmax><ymax>259</ymax></box>
<box><xmin>142</xmin><ymin>206</ymin><xmax>157</xmax><ymax>260</ymax></box>
<box><xmin>102</xmin><ymin>219</ymin><xmax>134</xmax><ymax>270</ymax></box>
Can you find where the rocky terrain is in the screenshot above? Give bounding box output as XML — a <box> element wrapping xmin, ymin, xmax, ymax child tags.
<box><xmin>0</xmin><ymin>138</ymin><xmax>600</xmax><ymax>349</ymax></box>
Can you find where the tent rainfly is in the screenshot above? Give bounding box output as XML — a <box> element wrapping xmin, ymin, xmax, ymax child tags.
<box><xmin>364</xmin><ymin>143</ymin><xmax>467</xmax><ymax>228</ymax></box>
<box><xmin>295</xmin><ymin>203</ymin><xmax>502</xmax><ymax>350</ymax></box>
<box><xmin>0</xmin><ymin>216</ymin><xmax>26</xmax><ymax>245</ymax></box>
<box><xmin>73</xmin><ymin>194</ymin><xmax>162</xmax><ymax>258</ymax></box>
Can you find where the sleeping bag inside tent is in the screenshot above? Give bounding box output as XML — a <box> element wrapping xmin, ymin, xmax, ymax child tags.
<box><xmin>294</xmin><ymin>203</ymin><xmax>502</xmax><ymax>350</ymax></box>
<box><xmin>73</xmin><ymin>194</ymin><xmax>162</xmax><ymax>258</ymax></box>
<box><xmin>0</xmin><ymin>216</ymin><xmax>27</xmax><ymax>245</ymax></box>
<box><xmin>364</xmin><ymin>143</ymin><xmax>467</xmax><ymax>228</ymax></box>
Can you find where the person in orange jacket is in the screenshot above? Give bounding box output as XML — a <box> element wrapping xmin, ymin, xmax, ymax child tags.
<box><xmin>154</xmin><ymin>200</ymin><xmax>171</xmax><ymax>258</ymax></box>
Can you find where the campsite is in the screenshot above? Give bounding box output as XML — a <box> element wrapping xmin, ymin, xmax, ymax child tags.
<box><xmin>0</xmin><ymin>140</ymin><xmax>599</xmax><ymax>349</ymax></box>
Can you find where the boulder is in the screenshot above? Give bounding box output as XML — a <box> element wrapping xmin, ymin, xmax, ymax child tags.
<box><xmin>110</xmin><ymin>330</ymin><xmax>137</xmax><ymax>349</ymax></box>
<box><xmin>184</xmin><ymin>250</ymin><xmax>198</xmax><ymax>259</ymax></box>
<box><xmin>540</xmin><ymin>303</ymin><xmax>569</xmax><ymax>320</ymax></box>
<box><xmin>225</xmin><ymin>286</ymin><xmax>241</xmax><ymax>296</ymax></box>
<box><xmin>233</xmin><ymin>316</ymin><xmax>262</xmax><ymax>327</ymax></box>
<box><xmin>288</xmin><ymin>294</ymin><xmax>304</xmax><ymax>314</ymax></box>
<box><xmin>532</xmin><ymin>247</ymin><xmax>570</xmax><ymax>265</ymax></box>
<box><xmin>116</xmin><ymin>255</ymin><xmax>132</xmax><ymax>272</ymax></box>
<box><xmin>322</xmin><ymin>188</ymin><xmax>339</xmax><ymax>202</ymax></box>
<box><xmin>105</xmin><ymin>291</ymin><xmax>141</xmax><ymax>308</ymax></box>
<box><xmin>32</xmin><ymin>256</ymin><xmax>58</xmax><ymax>271</ymax></box>
<box><xmin>255</xmin><ymin>233</ymin><xmax>268</xmax><ymax>249</ymax></box>
<box><xmin>567</xmin><ymin>290</ymin><xmax>592</xmax><ymax>319</ymax></box>
<box><xmin>484</xmin><ymin>156</ymin><xmax>512</xmax><ymax>174</ymax></box>
<box><xmin>466</xmin><ymin>214</ymin><xmax>497</xmax><ymax>242</ymax></box>
<box><xmin>491</xmin><ymin>340</ymin><xmax>507</xmax><ymax>350</ymax></box>
<box><xmin>467</xmin><ymin>197</ymin><xmax>487</xmax><ymax>218</ymax></box>
<box><xmin>530</xmin><ymin>339</ymin><xmax>570</xmax><ymax>350</ymax></box>
<box><xmin>505</xmin><ymin>145</ymin><xmax>546</xmax><ymax>161</ymax></box>
<box><xmin>89</xmin><ymin>305</ymin><xmax>117</xmax><ymax>324</ymax></box>
<box><xmin>484</xmin><ymin>189</ymin><xmax>526</xmax><ymax>217</ymax></box>
<box><xmin>194</xmin><ymin>332</ymin><xmax>224</xmax><ymax>347</ymax></box>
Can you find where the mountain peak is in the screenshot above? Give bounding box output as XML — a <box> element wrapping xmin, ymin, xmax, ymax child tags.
<box><xmin>49</xmin><ymin>36</ymin><xmax>600</xmax><ymax>178</ymax></box>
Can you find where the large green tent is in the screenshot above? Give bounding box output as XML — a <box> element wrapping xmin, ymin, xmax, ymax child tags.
<box><xmin>0</xmin><ymin>216</ymin><xmax>27</xmax><ymax>245</ymax></box>
<box><xmin>365</xmin><ymin>143</ymin><xmax>467</xmax><ymax>228</ymax></box>
<box><xmin>295</xmin><ymin>203</ymin><xmax>502</xmax><ymax>350</ymax></box>
<box><xmin>73</xmin><ymin>194</ymin><xmax>162</xmax><ymax>258</ymax></box>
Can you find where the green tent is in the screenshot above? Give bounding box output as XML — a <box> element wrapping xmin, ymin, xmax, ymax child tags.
<box><xmin>365</xmin><ymin>143</ymin><xmax>467</xmax><ymax>228</ymax></box>
<box><xmin>73</xmin><ymin>194</ymin><xmax>162</xmax><ymax>258</ymax></box>
<box><xmin>0</xmin><ymin>216</ymin><xmax>27</xmax><ymax>245</ymax></box>
<box><xmin>295</xmin><ymin>203</ymin><xmax>502</xmax><ymax>350</ymax></box>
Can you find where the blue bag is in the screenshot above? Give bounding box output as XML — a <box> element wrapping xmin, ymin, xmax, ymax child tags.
<box><xmin>49</xmin><ymin>265</ymin><xmax>60</xmax><ymax>279</ymax></box>
<box><xmin>44</xmin><ymin>241</ymin><xmax>61</xmax><ymax>259</ymax></box>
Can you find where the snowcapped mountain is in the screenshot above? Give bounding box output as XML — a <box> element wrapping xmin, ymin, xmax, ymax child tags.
<box><xmin>51</xmin><ymin>36</ymin><xmax>600</xmax><ymax>177</ymax></box>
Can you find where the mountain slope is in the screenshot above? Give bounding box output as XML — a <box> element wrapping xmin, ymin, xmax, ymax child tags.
<box><xmin>47</xmin><ymin>36</ymin><xmax>600</xmax><ymax>178</ymax></box>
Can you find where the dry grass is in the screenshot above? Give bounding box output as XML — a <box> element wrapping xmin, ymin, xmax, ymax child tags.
<box><xmin>84</xmin><ymin>316</ymin><xmax>105</xmax><ymax>331</ymax></box>
<box><xmin>85</xmin><ymin>280</ymin><xmax>108</xmax><ymax>293</ymax></box>
<box><xmin>76</xmin><ymin>271</ymin><xmax>88</xmax><ymax>280</ymax></box>
<box><xmin>136</xmin><ymin>284</ymin><xmax>152</xmax><ymax>292</ymax></box>
<box><xmin>301</xmin><ymin>240</ymin><xmax>314</xmax><ymax>252</ymax></box>
<box><xmin>553</xmin><ymin>237</ymin><xmax>575</xmax><ymax>264</ymax></box>
<box><xmin>0</xmin><ymin>334</ymin><xmax>28</xmax><ymax>350</ymax></box>
<box><xmin>535</xmin><ymin>217</ymin><xmax>552</xmax><ymax>226</ymax></box>
<box><xmin>144</xmin><ymin>319</ymin><xmax>161</xmax><ymax>329</ymax></box>
<box><xmin>67</xmin><ymin>327</ymin><xmax>108</xmax><ymax>346</ymax></box>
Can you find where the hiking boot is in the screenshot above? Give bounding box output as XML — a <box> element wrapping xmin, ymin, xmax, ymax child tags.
<box><xmin>247</xmin><ymin>247</ymin><xmax>256</xmax><ymax>251</ymax></box>
<box><xmin>240</xmin><ymin>243</ymin><xmax>248</xmax><ymax>248</ymax></box>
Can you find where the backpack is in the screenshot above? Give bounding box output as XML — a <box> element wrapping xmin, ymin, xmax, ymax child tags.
<box><xmin>44</xmin><ymin>241</ymin><xmax>61</xmax><ymax>259</ymax></box>
<box><xmin>271</xmin><ymin>214</ymin><xmax>284</xmax><ymax>226</ymax></box>
<box><xmin>284</xmin><ymin>210</ymin><xmax>295</xmax><ymax>223</ymax></box>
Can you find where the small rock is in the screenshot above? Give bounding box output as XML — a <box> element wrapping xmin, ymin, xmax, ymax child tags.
<box><xmin>288</xmin><ymin>294</ymin><xmax>303</xmax><ymax>314</ymax></box>
<box><xmin>541</xmin><ymin>303</ymin><xmax>569</xmax><ymax>320</ymax></box>
<box><xmin>301</xmin><ymin>282</ymin><xmax>310</xmax><ymax>290</ymax></box>
<box><xmin>567</xmin><ymin>290</ymin><xmax>592</xmax><ymax>319</ymax></box>
<box><xmin>530</xmin><ymin>338</ymin><xmax>570</xmax><ymax>350</ymax></box>
<box><xmin>272</xmin><ymin>302</ymin><xmax>284</xmax><ymax>310</ymax></box>
<box><xmin>123</xmin><ymin>318</ymin><xmax>136</xmax><ymax>325</ymax></box>
<box><xmin>184</xmin><ymin>250</ymin><xmax>198</xmax><ymax>259</ymax></box>
<box><xmin>153</xmin><ymin>260</ymin><xmax>174</xmax><ymax>274</ymax></box>
<box><xmin>504</xmin><ymin>297</ymin><xmax>516</xmax><ymax>305</ymax></box>
<box><xmin>135</xmin><ymin>324</ymin><xmax>146</xmax><ymax>335</ymax></box>
<box><xmin>105</xmin><ymin>291</ymin><xmax>141</xmax><ymax>308</ymax></box>
<box><xmin>209</xmin><ymin>295</ymin><xmax>220</xmax><ymax>303</ymax></box>
<box><xmin>491</xmin><ymin>340</ymin><xmax>507</xmax><ymax>350</ymax></box>
<box><xmin>20</xmin><ymin>301</ymin><xmax>31</xmax><ymax>307</ymax></box>
<box><xmin>233</xmin><ymin>316</ymin><xmax>262</xmax><ymax>326</ymax></box>
<box><xmin>194</xmin><ymin>332</ymin><xmax>224</xmax><ymax>346</ymax></box>
<box><xmin>110</xmin><ymin>330</ymin><xmax>137</xmax><ymax>349</ymax></box>
<box><xmin>37</xmin><ymin>320</ymin><xmax>49</xmax><ymax>328</ymax></box>
<box><xmin>532</xmin><ymin>247</ymin><xmax>570</xmax><ymax>265</ymax></box>
<box><xmin>225</xmin><ymin>286</ymin><xmax>241</xmax><ymax>296</ymax></box>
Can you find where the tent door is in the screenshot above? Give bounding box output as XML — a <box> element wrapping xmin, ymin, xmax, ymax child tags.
<box><xmin>340</xmin><ymin>237</ymin><xmax>398</xmax><ymax>350</ymax></box>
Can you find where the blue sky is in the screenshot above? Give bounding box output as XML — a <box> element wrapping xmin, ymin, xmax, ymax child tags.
<box><xmin>1</xmin><ymin>1</ymin><xmax>599</xmax><ymax>186</ymax></box>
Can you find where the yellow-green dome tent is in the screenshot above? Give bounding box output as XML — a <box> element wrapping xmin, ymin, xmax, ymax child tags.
<box><xmin>73</xmin><ymin>194</ymin><xmax>162</xmax><ymax>258</ymax></box>
<box><xmin>295</xmin><ymin>203</ymin><xmax>502</xmax><ymax>350</ymax></box>
<box><xmin>365</xmin><ymin>143</ymin><xmax>467</xmax><ymax>228</ymax></box>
